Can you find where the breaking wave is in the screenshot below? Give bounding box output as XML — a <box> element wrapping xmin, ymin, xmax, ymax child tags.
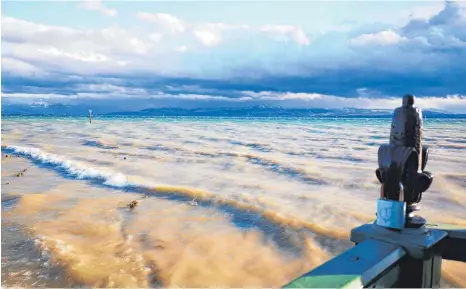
<box><xmin>3</xmin><ymin>145</ymin><xmax>127</xmax><ymax>187</ymax></box>
<box><xmin>1</xmin><ymin>144</ymin><xmax>349</xmax><ymax>240</ymax></box>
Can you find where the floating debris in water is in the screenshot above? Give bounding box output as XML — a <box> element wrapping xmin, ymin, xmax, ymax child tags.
<box><xmin>128</xmin><ymin>200</ymin><xmax>139</xmax><ymax>209</ymax></box>
<box><xmin>14</xmin><ymin>168</ymin><xmax>28</xmax><ymax>177</ymax></box>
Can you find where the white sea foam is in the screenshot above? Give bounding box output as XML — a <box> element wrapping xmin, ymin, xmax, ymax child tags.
<box><xmin>5</xmin><ymin>145</ymin><xmax>129</xmax><ymax>187</ymax></box>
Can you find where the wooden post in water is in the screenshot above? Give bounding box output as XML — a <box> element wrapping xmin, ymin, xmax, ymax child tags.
<box><xmin>88</xmin><ymin>109</ymin><xmax>92</xmax><ymax>124</ymax></box>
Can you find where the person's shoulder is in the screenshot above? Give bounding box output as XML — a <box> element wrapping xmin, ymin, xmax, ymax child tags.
<box><xmin>412</xmin><ymin>106</ymin><xmax>423</xmax><ymax>114</ymax></box>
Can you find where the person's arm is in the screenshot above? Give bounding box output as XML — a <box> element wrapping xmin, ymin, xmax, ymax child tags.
<box><xmin>416</xmin><ymin>108</ymin><xmax>423</xmax><ymax>170</ymax></box>
<box><xmin>389</xmin><ymin>107</ymin><xmax>403</xmax><ymax>146</ymax></box>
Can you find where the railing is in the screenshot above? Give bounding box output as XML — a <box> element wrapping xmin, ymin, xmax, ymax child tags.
<box><xmin>282</xmin><ymin>222</ymin><xmax>466</xmax><ymax>288</ymax></box>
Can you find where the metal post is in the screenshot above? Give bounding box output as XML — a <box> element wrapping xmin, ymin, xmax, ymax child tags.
<box><xmin>389</xmin><ymin>240</ymin><xmax>442</xmax><ymax>288</ymax></box>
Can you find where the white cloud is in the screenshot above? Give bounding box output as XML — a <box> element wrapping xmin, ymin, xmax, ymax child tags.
<box><xmin>75</xmin><ymin>84</ymin><xmax>148</xmax><ymax>95</ymax></box>
<box><xmin>2</xmin><ymin>17</ymin><xmax>150</xmax><ymax>55</ymax></box>
<box><xmin>1</xmin><ymin>92</ymin><xmax>247</xmax><ymax>102</ymax></box>
<box><xmin>411</xmin><ymin>95</ymin><xmax>466</xmax><ymax>113</ymax></box>
<box><xmin>2</xmin><ymin>16</ymin><xmax>75</xmax><ymax>44</ymax></box>
<box><xmin>176</xmin><ymin>45</ymin><xmax>188</xmax><ymax>53</ymax></box>
<box><xmin>1</xmin><ymin>17</ymin><xmax>156</xmax><ymax>75</ymax></box>
<box><xmin>2</xmin><ymin>57</ymin><xmax>43</xmax><ymax>76</ymax></box>
<box><xmin>2</xmin><ymin>2</ymin><xmax>465</xmax><ymax>101</ymax></box>
<box><xmin>136</xmin><ymin>12</ymin><xmax>185</xmax><ymax>33</ymax></box>
<box><xmin>2</xmin><ymin>93</ymin><xmax>77</xmax><ymax>99</ymax></box>
<box><xmin>244</xmin><ymin>91</ymin><xmax>322</xmax><ymax>101</ymax></box>
<box><xmin>136</xmin><ymin>12</ymin><xmax>310</xmax><ymax>47</ymax></box>
<box><xmin>79</xmin><ymin>0</ymin><xmax>117</xmax><ymax>17</ymax></box>
<box><xmin>240</xmin><ymin>91</ymin><xmax>466</xmax><ymax>112</ymax></box>
<box><xmin>4</xmin><ymin>91</ymin><xmax>466</xmax><ymax>113</ymax></box>
<box><xmin>393</xmin><ymin>2</ymin><xmax>445</xmax><ymax>25</ymax></box>
<box><xmin>193</xmin><ymin>29</ymin><xmax>221</xmax><ymax>47</ymax></box>
<box><xmin>149</xmin><ymin>33</ymin><xmax>163</xmax><ymax>42</ymax></box>
<box><xmin>37</xmin><ymin>47</ymin><xmax>110</xmax><ymax>62</ymax></box>
<box><xmin>401</xmin><ymin>1</ymin><xmax>466</xmax><ymax>48</ymax></box>
<box><xmin>350</xmin><ymin>30</ymin><xmax>407</xmax><ymax>46</ymax></box>
<box><xmin>259</xmin><ymin>25</ymin><xmax>310</xmax><ymax>46</ymax></box>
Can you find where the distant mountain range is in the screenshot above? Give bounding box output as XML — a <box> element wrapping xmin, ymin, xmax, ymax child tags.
<box><xmin>107</xmin><ymin>106</ymin><xmax>466</xmax><ymax>118</ymax></box>
<box><xmin>2</xmin><ymin>104</ymin><xmax>466</xmax><ymax>118</ymax></box>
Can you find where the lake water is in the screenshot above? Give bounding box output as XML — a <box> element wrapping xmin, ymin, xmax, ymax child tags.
<box><xmin>2</xmin><ymin>116</ymin><xmax>465</xmax><ymax>287</ymax></box>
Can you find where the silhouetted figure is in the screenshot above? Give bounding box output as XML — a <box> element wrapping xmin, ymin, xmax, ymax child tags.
<box><xmin>389</xmin><ymin>94</ymin><xmax>423</xmax><ymax>170</ymax></box>
<box><xmin>376</xmin><ymin>94</ymin><xmax>434</xmax><ymax>227</ymax></box>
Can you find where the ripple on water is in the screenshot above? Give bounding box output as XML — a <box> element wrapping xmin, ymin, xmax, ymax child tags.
<box><xmin>1</xmin><ymin>220</ymin><xmax>77</xmax><ymax>288</ymax></box>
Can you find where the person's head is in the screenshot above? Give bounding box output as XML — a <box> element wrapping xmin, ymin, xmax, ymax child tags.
<box><xmin>402</xmin><ymin>94</ymin><xmax>415</xmax><ymax>107</ymax></box>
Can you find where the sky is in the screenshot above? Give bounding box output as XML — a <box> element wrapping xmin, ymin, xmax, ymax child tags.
<box><xmin>2</xmin><ymin>0</ymin><xmax>466</xmax><ymax>113</ymax></box>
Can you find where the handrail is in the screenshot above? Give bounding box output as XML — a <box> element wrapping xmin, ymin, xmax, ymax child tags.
<box><xmin>283</xmin><ymin>239</ymin><xmax>405</xmax><ymax>288</ymax></box>
<box><xmin>281</xmin><ymin>222</ymin><xmax>466</xmax><ymax>288</ymax></box>
<box><xmin>426</xmin><ymin>223</ymin><xmax>466</xmax><ymax>262</ymax></box>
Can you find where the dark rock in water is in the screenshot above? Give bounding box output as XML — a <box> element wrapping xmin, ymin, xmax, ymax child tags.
<box><xmin>128</xmin><ymin>200</ymin><xmax>139</xmax><ymax>209</ymax></box>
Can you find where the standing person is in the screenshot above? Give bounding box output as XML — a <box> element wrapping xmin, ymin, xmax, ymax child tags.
<box><xmin>389</xmin><ymin>94</ymin><xmax>423</xmax><ymax>171</ymax></box>
<box><xmin>386</xmin><ymin>94</ymin><xmax>429</xmax><ymax>205</ymax></box>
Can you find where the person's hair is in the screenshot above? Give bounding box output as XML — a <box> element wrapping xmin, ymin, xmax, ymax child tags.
<box><xmin>404</xmin><ymin>94</ymin><xmax>414</xmax><ymax>106</ymax></box>
<box><xmin>408</xmin><ymin>96</ymin><xmax>414</xmax><ymax>106</ymax></box>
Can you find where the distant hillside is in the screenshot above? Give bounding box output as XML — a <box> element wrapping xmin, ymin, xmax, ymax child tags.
<box><xmin>2</xmin><ymin>104</ymin><xmax>466</xmax><ymax>118</ymax></box>
<box><xmin>2</xmin><ymin>103</ymin><xmax>88</xmax><ymax>116</ymax></box>
<box><xmin>106</xmin><ymin>106</ymin><xmax>466</xmax><ymax>118</ymax></box>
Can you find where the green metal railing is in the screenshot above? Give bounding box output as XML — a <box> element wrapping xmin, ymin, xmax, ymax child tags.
<box><xmin>283</xmin><ymin>222</ymin><xmax>466</xmax><ymax>288</ymax></box>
